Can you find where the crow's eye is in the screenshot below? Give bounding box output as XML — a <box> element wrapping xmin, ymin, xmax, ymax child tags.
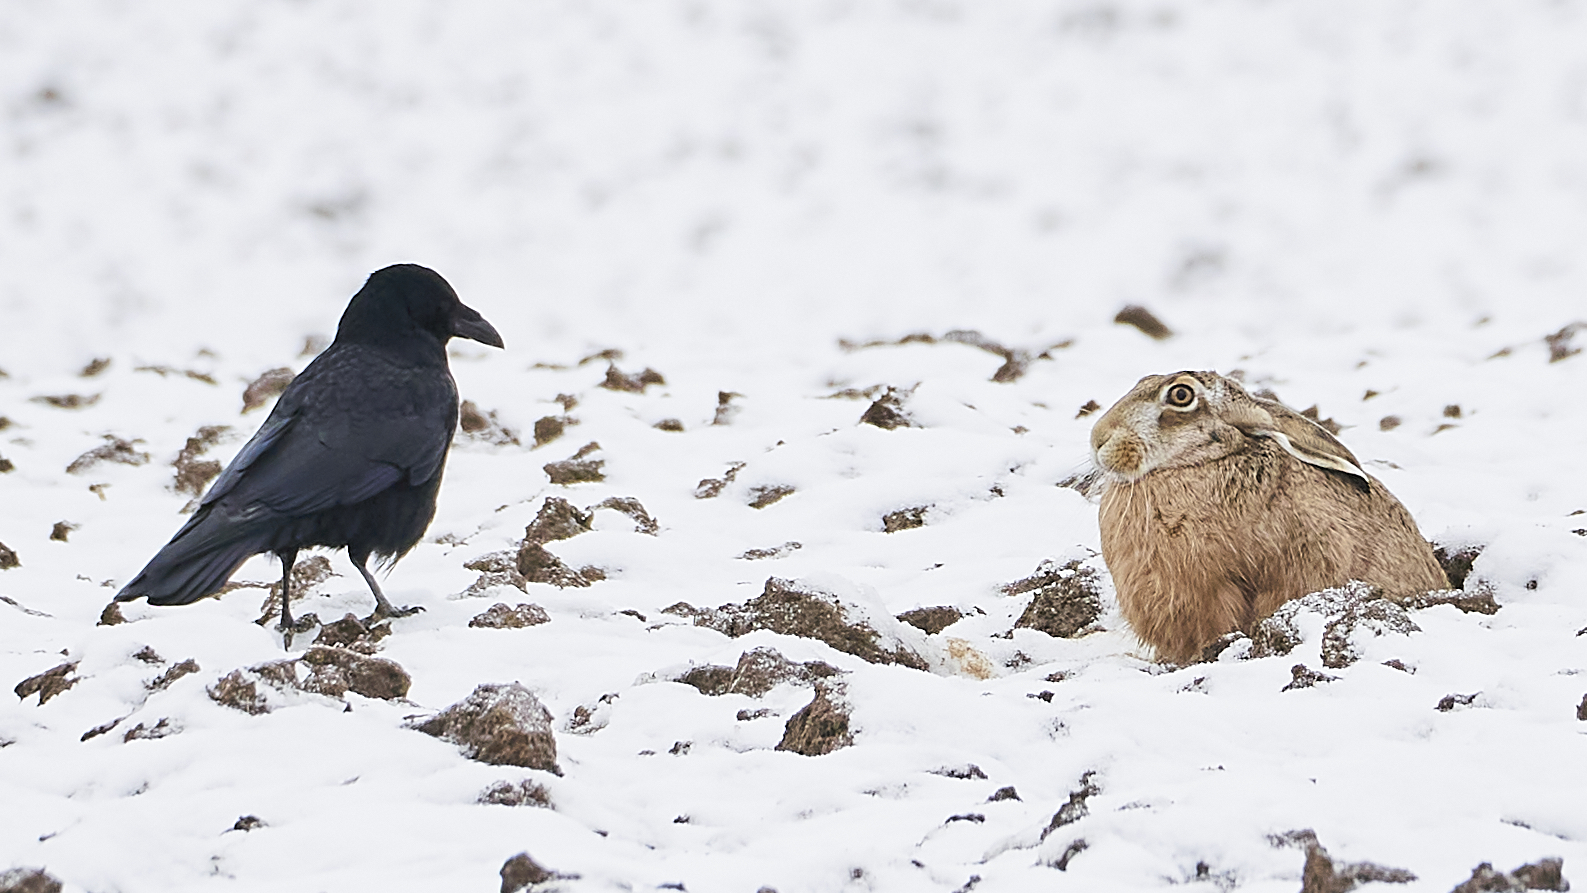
<box><xmin>1165</xmin><ymin>383</ymin><xmax>1195</xmax><ymax>408</ymax></box>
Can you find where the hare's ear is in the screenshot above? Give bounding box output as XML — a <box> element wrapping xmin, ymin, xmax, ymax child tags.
<box><xmin>1233</xmin><ymin>401</ymin><xmax>1370</xmax><ymax>490</ymax></box>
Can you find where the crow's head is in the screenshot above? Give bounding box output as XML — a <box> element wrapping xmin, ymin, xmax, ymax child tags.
<box><xmin>337</xmin><ymin>264</ymin><xmax>504</xmax><ymax>352</ymax></box>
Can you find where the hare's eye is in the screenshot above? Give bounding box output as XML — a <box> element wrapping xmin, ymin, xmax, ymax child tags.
<box><xmin>1165</xmin><ymin>383</ymin><xmax>1196</xmax><ymax>408</ymax></box>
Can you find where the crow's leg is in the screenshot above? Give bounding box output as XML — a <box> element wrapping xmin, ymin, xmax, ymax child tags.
<box><xmin>276</xmin><ymin>547</ymin><xmax>299</xmax><ymax>631</ymax></box>
<box><xmin>350</xmin><ymin>548</ymin><xmax>423</xmax><ymax>620</ymax></box>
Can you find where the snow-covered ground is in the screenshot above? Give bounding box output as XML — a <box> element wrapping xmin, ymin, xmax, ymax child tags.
<box><xmin>3</xmin><ymin>2</ymin><xmax>1586</xmax><ymax>890</ymax></box>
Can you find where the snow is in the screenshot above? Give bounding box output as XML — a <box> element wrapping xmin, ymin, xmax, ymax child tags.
<box><xmin>2</xmin><ymin>1</ymin><xmax>1586</xmax><ymax>890</ymax></box>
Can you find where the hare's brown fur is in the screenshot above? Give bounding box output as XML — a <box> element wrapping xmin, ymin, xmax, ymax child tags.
<box><xmin>1093</xmin><ymin>371</ymin><xmax>1446</xmax><ymax>663</ymax></box>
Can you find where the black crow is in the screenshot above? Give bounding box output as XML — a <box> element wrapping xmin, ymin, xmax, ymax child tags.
<box><xmin>116</xmin><ymin>264</ymin><xmax>503</xmax><ymax>629</ymax></box>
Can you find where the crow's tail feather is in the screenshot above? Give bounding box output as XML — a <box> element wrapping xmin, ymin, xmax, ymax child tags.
<box><xmin>115</xmin><ymin>514</ymin><xmax>271</xmax><ymax>606</ymax></box>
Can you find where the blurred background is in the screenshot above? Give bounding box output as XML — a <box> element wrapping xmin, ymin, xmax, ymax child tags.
<box><xmin>3</xmin><ymin>0</ymin><xmax>1585</xmax><ymax>376</ymax></box>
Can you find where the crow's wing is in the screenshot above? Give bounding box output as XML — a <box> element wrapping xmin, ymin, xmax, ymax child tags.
<box><xmin>205</xmin><ymin>346</ymin><xmax>457</xmax><ymax>521</ymax></box>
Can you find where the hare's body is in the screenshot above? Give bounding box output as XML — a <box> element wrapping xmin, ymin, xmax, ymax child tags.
<box><xmin>1092</xmin><ymin>371</ymin><xmax>1446</xmax><ymax>663</ymax></box>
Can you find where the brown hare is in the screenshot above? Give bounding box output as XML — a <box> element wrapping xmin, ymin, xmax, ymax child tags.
<box><xmin>1090</xmin><ymin>371</ymin><xmax>1447</xmax><ymax>663</ymax></box>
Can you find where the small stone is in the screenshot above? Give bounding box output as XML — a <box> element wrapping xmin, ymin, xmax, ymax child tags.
<box><xmin>1075</xmin><ymin>400</ymin><xmax>1101</xmax><ymax>418</ymax></box>
<box><xmin>231</xmin><ymin>816</ymin><xmax>265</xmax><ymax>832</ymax></box>
<box><xmin>312</xmin><ymin>613</ymin><xmax>391</xmax><ymax>653</ymax></box>
<box><xmin>694</xmin><ymin>462</ymin><xmax>745</xmax><ymax>499</ymax></box>
<box><xmin>173</xmin><ymin>425</ymin><xmax>232</xmax><ymax>498</ymax></box>
<box><xmin>412</xmin><ymin>683</ymin><xmax>558</xmax><ymax>771</ymax></box>
<box><xmin>653</xmin><ymin>418</ymin><xmax>685</xmax><ymax>432</ymax></box>
<box><xmin>1379</xmin><ymin>416</ymin><xmax>1402</xmax><ymax>431</ymax></box>
<box><xmin>0</xmin><ymin>543</ymin><xmax>21</xmax><ymax>570</ymax></box>
<box><xmin>97</xmin><ymin>602</ymin><xmax>126</xmax><ymax>625</ymax></box>
<box><xmin>1436</xmin><ymin>692</ymin><xmax>1479</xmax><ymax>712</ymax></box>
<box><xmin>49</xmin><ymin>522</ymin><xmax>76</xmax><ymax>542</ymax></box>
<box><xmin>987</xmin><ymin>786</ymin><xmax>1021</xmax><ymax>802</ymax></box>
<box><xmin>1429</xmin><ymin>543</ymin><xmax>1484</xmax><ymax>591</ymax></box>
<box><xmin>533</xmin><ymin>415</ymin><xmax>568</xmax><ymax>447</ymax></box>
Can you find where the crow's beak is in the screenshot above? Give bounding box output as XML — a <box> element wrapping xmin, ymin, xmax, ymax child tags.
<box><xmin>452</xmin><ymin>304</ymin><xmax>504</xmax><ymax>348</ymax></box>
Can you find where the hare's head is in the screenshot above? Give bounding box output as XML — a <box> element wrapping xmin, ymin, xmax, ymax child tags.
<box><xmin>1090</xmin><ymin>371</ymin><xmax>1368</xmax><ymax>486</ymax></box>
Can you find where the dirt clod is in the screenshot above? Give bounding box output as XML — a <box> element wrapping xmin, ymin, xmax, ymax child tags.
<box><xmin>0</xmin><ymin>867</ymin><xmax>64</xmax><ymax>893</ymax></box>
<box><xmin>500</xmin><ymin>852</ymin><xmax>565</xmax><ymax>893</ymax></box>
<box><xmin>1042</xmin><ymin>771</ymin><xmax>1100</xmax><ymax>839</ymax></box>
<box><xmin>713</xmin><ymin>390</ymin><xmax>741</xmax><ymax>425</ymax></box>
<box><xmin>748</xmin><ymin>485</ymin><xmax>796</xmax><ymax>509</ymax></box>
<box><xmin>666</xmin><ymin>578</ymin><xmax>928</xmax><ymax>669</ymax></box>
<box><xmin>149</xmin><ymin>659</ymin><xmax>200</xmax><ymax>691</ymax></box>
<box><xmin>677</xmin><ymin>647</ymin><xmax>841</xmax><ymax>698</ymax></box>
<box><xmin>32</xmin><ymin>393</ymin><xmax>100</xmax><ymax>410</ymax></box>
<box><xmin>1431</xmin><ymin>543</ymin><xmax>1484</xmax><ymax>590</ymax></box>
<box><xmin>860</xmin><ymin>387</ymin><xmax>916</xmax><ymax>429</ymax></box>
<box><xmin>777</xmin><ymin>680</ymin><xmax>853</xmax><ymax>756</ymax></box>
<box><xmin>0</xmin><ymin>544</ymin><xmax>18</xmax><ymax>570</ymax></box>
<box><xmin>544</xmin><ymin>442</ymin><xmax>604</xmax><ymax>484</ymax></box>
<box><xmin>1006</xmin><ymin>559</ymin><xmax>1103</xmax><ymax>639</ymax></box>
<box><xmin>479</xmin><ymin>779</ymin><xmax>551</xmax><ymax>808</ymax></box>
<box><xmin>1448</xmin><ymin>858</ymin><xmax>1569</xmax><ymax>893</ymax></box>
<box><xmin>525</xmin><ymin>497</ymin><xmax>593</xmax><ymax>544</ymax></box>
<box><xmin>460</xmin><ymin>400</ymin><xmax>521</xmax><ymax>446</ymax></box>
<box><xmin>1075</xmin><ymin>400</ymin><xmax>1101</xmax><ymax>418</ymax></box>
<box><xmin>654</xmin><ymin>418</ymin><xmax>685</xmax><ymax>432</ymax></box>
<box><xmin>988</xmin><ymin>786</ymin><xmax>1021</xmax><ymax>802</ymax></box>
<box><xmin>1283</xmin><ymin>664</ymin><xmax>1340</xmax><ymax>691</ymax></box>
<box><xmin>1437</xmin><ymin>692</ymin><xmax>1480</xmax><ymax>712</ymax></box>
<box><xmin>896</xmin><ymin>606</ymin><xmax>964</xmax><ymax>635</ymax></box>
<box><xmin>1271</xmin><ymin>829</ymin><xmax>1416</xmax><ymax>893</ymax></box>
<box><xmin>517</xmin><ymin>544</ymin><xmax>603</xmax><ymax>589</ymax></box>
<box><xmin>173</xmin><ymin>425</ymin><xmax>232</xmax><ymax>501</ymax></box>
<box><xmin>740</xmin><ymin>542</ymin><xmax>801</xmax><ymax>560</ymax></box>
<box><xmin>312</xmin><ymin>613</ymin><xmax>392</xmax><ymax>653</ymax></box>
<box><xmin>1379</xmin><ymin>416</ymin><xmax>1402</xmax><ymax>431</ymax></box>
<box><xmin>695</xmin><ymin>462</ymin><xmax>746</xmax><ymax>499</ymax></box>
<box><xmin>1250</xmin><ymin>583</ymin><xmax>1420</xmax><ymax>669</ymax></box>
<box><xmin>242</xmin><ymin>367</ymin><xmax>294</xmax><ymax>412</ymax></box>
<box><xmin>412</xmin><ymin>683</ymin><xmax>559</xmax><ymax>771</ymax></box>
<box><xmin>470</xmin><ymin>603</ymin><xmax>551</xmax><ymax>629</ymax></box>
<box><xmin>883</xmin><ymin>506</ymin><xmax>927</xmax><ymax>532</ymax></box>
<box><xmin>15</xmin><ymin>662</ymin><xmax>79</xmax><ymax>705</ymax></box>
<box><xmin>124</xmin><ymin>718</ymin><xmax>179</xmax><ymax>742</ymax></box>
<box><xmin>298</xmin><ymin>646</ymin><xmax>410</xmax><ymax>700</ymax></box>
<box><xmin>97</xmin><ymin>602</ymin><xmax>124</xmax><ymax>625</ymax></box>
<box><xmin>599</xmin><ymin>364</ymin><xmax>665</xmax><ymax>393</ymax></box>
<box><xmin>1545</xmin><ymin>323</ymin><xmax>1584</xmax><ymax>363</ymax></box>
<box><xmin>1115</xmin><ymin>305</ymin><xmax>1173</xmax><ymax>339</ymax></box>
<box><xmin>533</xmin><ymin>415</ymin><xmax>569</xmax><ymax>447</ymax></box>
<box><xmin>231</xmin><ymin>816</ymin><xmax>265</xmax><ymax>832</ymax></box>
<box><xmin>66</xmin><ymin>435</ymin><xmax>149</xmax><ymax>474</ymax></box>
<box><xmin>594</xmin><ymin>496</ymin><xmax>659</xmax><ymax>535</ymax></box>
<box><xmin>256</xmin><ymin>555</ymin><xmax>337</xmax><ymax>626</ymax></box>
<box><xmin>48</xmin><ymin>521</ymin><xmax>75</xmax><ymax>542</ymax></box>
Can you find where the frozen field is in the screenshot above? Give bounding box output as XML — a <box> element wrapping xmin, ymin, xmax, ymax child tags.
<box><xmin>2</xmin><ymin>2</ymin><xmax>1586</xmax><ymax>891</ymax></box>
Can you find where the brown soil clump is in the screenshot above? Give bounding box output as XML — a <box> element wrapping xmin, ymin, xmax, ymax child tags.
<box><xmin>897</xmin><ymin>606</ymin><xmax>964</xmax><ymax>635</ymax></box>
<box><xmin>860</xmin><ymin>387</ymin><xmax>915</xmax><ymax>429</ymax></box>
<box><xmin>1006</xmin><ymin>560</ymin><xmax>1103</xmax><ymax>639</ymax></box>
<box><xmin>469</xmin><ymin>603</ymin><xmax>551</xmax><ymax>629</ymax></box>
<box><xmin>0</xmin><ymin>867</ymin><xmax>64</xmax><ymax>893</ymax></box>
<box><xmin>677</xmin><ymin>647</ymin><xmax>841</xmax><ymax>697</ymax></box>
<box><xmin>665</xmin><ymin>578</ymin><xmax>928</xmax><ymax>669</ymax></box>
<box><xmin>66</xmin><ymin>435</ymin><xmax>149</xmax><ymax>474</ymax></box>
<box><xmin>479</xmin><ymin>779</ymin><xmax>551</xmax><ymax>808</ymax></box>
<box><xmin>883</xmin><ymin>506</ymin><xmax>927</xmax><ymax>532</ymax></box>
<box><xmin>15</xmin><ymin>662</ymin><xmax>79</xmax><ymax>705</ymax></box>
<box><xmin>412</xmin><ymin>683</ymin><xmax>559</xmax><ymax>771</ymax></box>
<box><xmin>777</xmin><ymin>680</ymin><xmax>852</xmax><ymax>756</ymax></box>
<box><xmin>1115</xmin><ymin>305</ymin><xmax>1173</xmax><ymax>339</ymax></box>
<box><xmin>599</xmin><ymin>364</ymin><xmax>665</xmax><ymax>393</ymax></box>
<box><xmin>242</xmin><ymin>367</ymin><xmax>294</xmax><ymax>412</ymax></box>
<box><xmin>459</xmin><ymin>400</ymin><xmax>521</xmax><ymax>446</ymax></box>
<box><xmin>543</xmin><ymin>442</ymin><xmax>604</xmax><ymax>484</ymax></box>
